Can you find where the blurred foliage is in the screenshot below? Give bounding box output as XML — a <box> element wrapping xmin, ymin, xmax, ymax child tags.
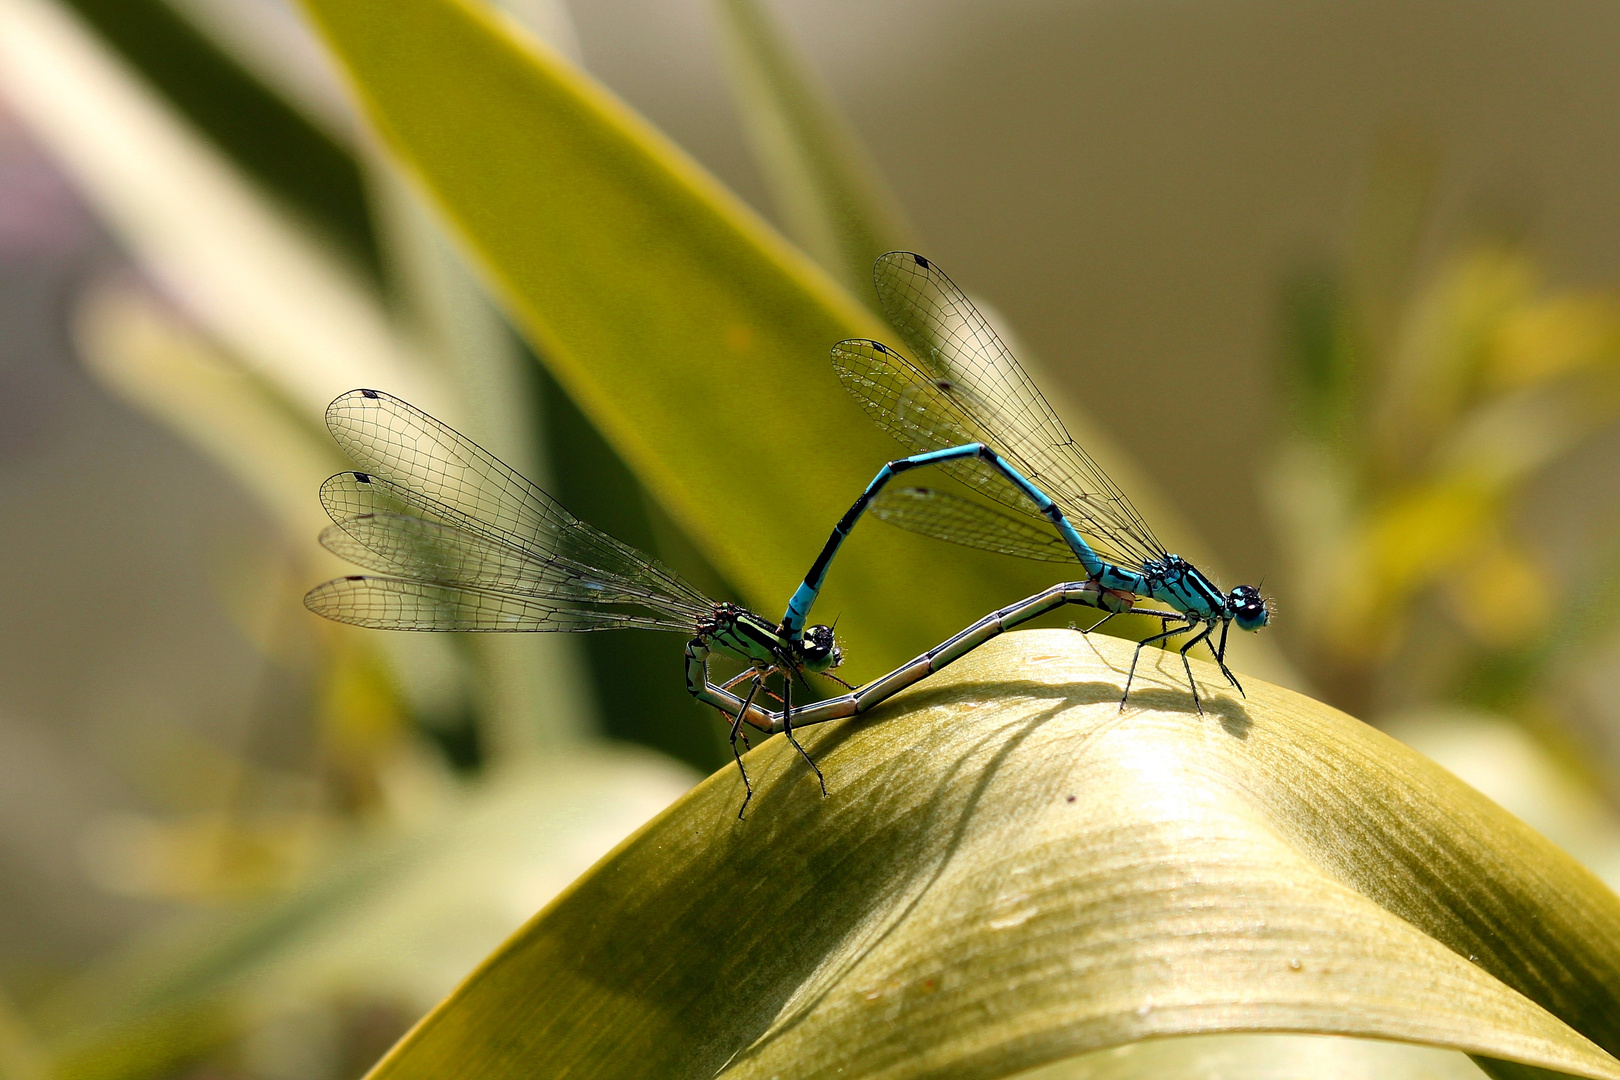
<box><xmin>36</xmin><ymin>750</ymin><xmax>694</xmax><ymax>1080</ymax></box>
<box><xmin>706</xmin><ymin>0</ymin><xmax>916</xmax><ymax>298</ymax></box>
<box><xmin>56</xmin><ymin>0</ymin><xmax>376</xmax><ymax>267</ymax></box>
<box><xmin>0</xmin><ymin>0</ymin><xmax>701</xmax><ymax>1075</ymax></box>
<box><xmin>1267</xmin><ymin>148</ymin><xmax>1620</xmax><ymax>796</ymax></box>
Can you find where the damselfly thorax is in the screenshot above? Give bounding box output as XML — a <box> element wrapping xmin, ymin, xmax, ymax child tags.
<box><xmin>698</xmin><ymin>603</ymin><xmax>841</xmax><ymax>676</ymax></box>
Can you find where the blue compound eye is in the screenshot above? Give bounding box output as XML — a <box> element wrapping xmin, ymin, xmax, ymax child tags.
<box><xmin>1230</xmin><ymin>586</ymin><xmax>1270</xmax><ymax>631</ymax></box>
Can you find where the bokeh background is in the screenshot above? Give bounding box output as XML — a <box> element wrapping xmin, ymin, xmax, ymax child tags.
<box><xmin>6</xmin><ymin>0</ymin><xmax>1620</xmax><ymax>1077</ymax></box>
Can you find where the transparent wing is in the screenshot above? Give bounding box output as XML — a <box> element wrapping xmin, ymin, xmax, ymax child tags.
<box><xmin>868</xmin><ymin>252</ymin><xmax>1166</xmax><ymax>566</ymax></box>
<box><xmin>304</xmin><ymin>576</ymin><xmax>692</xmax><ymax>633</ymax></box>
<box><xmin>320</xmin><ymin>473</ymin><xmax>679</xmax><ymax>607</ymax></box>
<box><xmin>872</xmin><ymin>487</ymin><xmax>1078</xmax><ymax>563</ymax></box>
<box><xmin>321</xmin><ymin>391</ymin><xmax>710</xmax><ymax>611</ymax></box>
<box><xmin>832</xmin><ymin>340</ymin><xmax>1043</xmax><ymax>517</ymax></box>
<box><xmin>834</xmin><ymin>336</ymin><xmax>1144</xmax><ymax>565</ymax></box>
<box><xmin>318</xmin><ymin>514</ymin><xmax>710</xmax><ymax>621</ymax></box>
<box><xmin>320</xmin><ymin>470</ymin><xmax>416</xmax><ymax>520</ymax></box>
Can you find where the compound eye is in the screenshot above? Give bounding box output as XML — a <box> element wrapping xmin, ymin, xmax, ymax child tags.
<box><xmin>803</xmin><ymin>624</ymin><xmax>836</xmax><ymax>658</ymax></box>
<box><xmin>1230</xmin><ymin>586</ymin><xmax>1270</xmax><ymax>631</ymax></box>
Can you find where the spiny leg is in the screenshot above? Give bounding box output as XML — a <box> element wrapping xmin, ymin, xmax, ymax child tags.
<box><xmin>1210</xmin><ymin>618</ymin><xmax>1245</xmax><ymax>695</ymax></box>
<box><xmin>722</xmin><ymin>665</ymin><xmax>787</xmax><ymax>705</ymax></box>
<box><xmin>1079</xmin><ymin>610</ymin><xmax>1117</xmax><ymax>634</ymax></box>
<box><xmin>821</xmin><ymin>670</ymin><xmax>858</xmax><ymax>691</ymax></box>
<box><xmin>780</xmin><ymin>669</ymin><xmax>828</xmax><ymax>796</ymax></box>
<box><xmin>1175</xmin><ymin>623</ymin><xmax>1217</xmax><ymax>716</ymax></box>
<box><xmin>1121</xmin><ymin>621</ymin><xmax>1194</xmax><ymax>711</ymax></box>
<box><xmin>728</xmin><ymin>678</ymin><xmax>763</xmax><ymax>819</ymax></box>
<box><xmin>720</xmin><ymin>668</ymin><xmax>756</xmax><ymax>691</ymax></box>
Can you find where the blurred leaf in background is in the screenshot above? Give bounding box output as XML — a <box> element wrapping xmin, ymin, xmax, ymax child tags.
<box><xmin>706</xmin><ymin>0</ymin><xmax>916</xmax><ymax>299</ymax></box>
<box><xmin>1267</xmin><ymin>138</ymin><xmax>1620</xmax><ymax>809</ymax></box>
<box><xmin>0</xmin><ymin>0</ymin><xmax>707</xmax><ymax>1074</ymax></box>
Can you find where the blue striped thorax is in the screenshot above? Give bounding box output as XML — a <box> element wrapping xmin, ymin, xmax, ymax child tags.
<box><xmin>1140</xmin><ymin>555</ymin><xmax>1271</xmax><ymax>629</ymax></box>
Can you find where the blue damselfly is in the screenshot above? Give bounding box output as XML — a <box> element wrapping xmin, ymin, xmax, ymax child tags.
<box><xmin>782</xmin><ymin>253</ymin><xmax>1272</xmax><ymax>711</ymax></box>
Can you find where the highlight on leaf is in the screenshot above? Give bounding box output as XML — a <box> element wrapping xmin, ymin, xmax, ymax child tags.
<box><xmin>356</xmin><ymin>632</ymin><xmax>1620</xmax><ymax>1080</ymax></box>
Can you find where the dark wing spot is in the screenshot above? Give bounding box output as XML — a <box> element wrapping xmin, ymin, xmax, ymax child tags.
<box><xmin>913</xmin><ymin>254</ymin><xmax>930</xmax><ymax>268</ymax></box>
<box><xmin>345</xmin><ymin>575</ymin><xmax>366</xmax><ymax>581</ymax></box>
<box><xmin>361</xmin><ymin>389</ymin><xmax>380</xmax><ymax>399</ymax></box>
<box><xmin>353</xmin><ymin>472</ymin><xmax>372</xmax><ymax>483</ymax></box>
<box><xmin>872</xmin><ymin>341</ymin><xmax>889</xmax><ymax>354</ymax></box>
<box><xmin>935</xmin><ymin>379</ymin><xmax>955</xmax><ymax>391</ymax></box>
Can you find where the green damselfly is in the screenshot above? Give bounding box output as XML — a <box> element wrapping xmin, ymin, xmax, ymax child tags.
<box><xmin>305</xmin><ymin>389</ymin><xmax>845</xmax><ymax>815</ymax></box>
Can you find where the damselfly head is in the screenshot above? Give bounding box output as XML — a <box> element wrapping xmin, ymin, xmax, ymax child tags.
<box><xmin>799</xmin><ymin>623</ymin><xmax>844</xmax><ymax>673</ymax></box>
<box><xmin>1229</xmin><ymin>585</ymin><xmax>1270</xmax><ymax>631</ymax></box>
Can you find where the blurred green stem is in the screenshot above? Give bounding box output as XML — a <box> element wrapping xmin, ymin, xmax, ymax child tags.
<box><xmin>708</xmin><ymin>0</ymin><xmax>916</xmax><ymax>296</ymax></box>
<box><xmin>375</xmin><ymin>0</ymin><xmax>599</xmax><ymax>763</ymax></box>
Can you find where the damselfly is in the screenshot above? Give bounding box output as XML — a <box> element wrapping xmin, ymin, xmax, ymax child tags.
<box><xmin>781</xmin><ymin>252</ymin><xmax>1271</xmax><ymax>712</ymax></box>
<box><xmin>304</xmin><ymin>389</ymin><xmax>845</xmax><ymax>815</ymax></box>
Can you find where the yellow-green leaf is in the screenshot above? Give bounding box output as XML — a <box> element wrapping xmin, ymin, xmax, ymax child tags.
<box><xmin>359</xmin><ymin>630</ymin><xmax>1620</xmax><ymax>1080</ymax></box>
<box><xmin>1017</xmin><ymin>1031</ymin><xmax>1491</xmax><ymax>1079</ymax></box>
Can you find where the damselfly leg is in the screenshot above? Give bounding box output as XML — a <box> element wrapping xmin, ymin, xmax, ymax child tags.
<box><xmin>1081</xmin><ymin>611</ymin><xmax>1118</xmax><ymax>634</ymax></box>
<box><xmin>779</xmin><ymin>673</ymin><xmax>828</xmax><ymax>797</ymax></box>
<box><xmin>1123</xmin><ymin>617</ymin><xmax>1203</xmax><ymax>714</ymax></box>
<box><xmin>1175</xmin><ymin>623</ymin><xmax>1218</xmax><ymax>711</ymax></box>
<box><xmin>821</xmin><ymin>669</ymin><xmax>858</xmax><ymax>691</ymax></box>
<box><xmin>729</xmin><ymin>677</ymin><xmax>764</xmax><ymax>818</ymax></box>
<box><xmin>1211</xmin><ymin>619</ymin><xmax>1245</xmax><ymax>695</ymax></box>
<box><xmin>719</xmin><ymin>669</ymin><xmax>756</xmax><ymax>691</ymax></box>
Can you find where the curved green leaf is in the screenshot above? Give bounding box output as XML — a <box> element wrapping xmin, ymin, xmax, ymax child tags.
<box><xmin>359</xmin><ymin>631</ymin><xmax>1620</xmax><ymax>1080</ymax></box>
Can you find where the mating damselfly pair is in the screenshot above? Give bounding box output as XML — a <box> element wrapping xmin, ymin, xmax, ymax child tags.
<box><xmin>306</xmin><ymin>253</ymin><xmax>1271</xmax><ymax>815</ymax></box>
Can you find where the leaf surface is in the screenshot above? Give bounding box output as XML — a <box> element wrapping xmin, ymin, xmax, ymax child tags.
<box><xmin>362</xmin><ymin>631</ymin><xmax>1620</xmax><ymax>1080</ymax></box>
